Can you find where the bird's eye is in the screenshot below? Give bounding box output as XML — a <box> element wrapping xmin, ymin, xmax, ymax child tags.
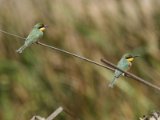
<box><xmin>126</xmin><ymin>55</ymin><xmax>132</xmax><ymax>59</ymax></box>
<box><xmin>39</xmin><ymin>24</ymin><xmax>44</xmax><ymax>29</ymax></box>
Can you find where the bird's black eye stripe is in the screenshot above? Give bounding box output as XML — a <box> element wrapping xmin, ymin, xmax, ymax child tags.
<box><xmin>38</xmin><ymin>24</ymin><xmax>44</xmax><ymax>29</ymax></box>
<box><xmin>126</xmin><ymin>56</ymin><xmax>133</xmax><ymax>59</ymax></box>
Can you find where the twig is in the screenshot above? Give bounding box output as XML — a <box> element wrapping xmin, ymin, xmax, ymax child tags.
<box><xmin>101</xmin><ymin>59</ymin><xmax>160</xmax><ymax>91</ymax></box>
<box><xmin>30</xmin><ymin>106</ymin><xmax>63</xmax><ymax>120</ymax></box>
<box><xmin>46</xmin><ymin>107</ymin><xmax>63</xmax><ymax>120</ymax></box>
<box><xmin>31</xmin><ymin>116</ymin><xmax>45</xmax><ymax>120</ymax></box>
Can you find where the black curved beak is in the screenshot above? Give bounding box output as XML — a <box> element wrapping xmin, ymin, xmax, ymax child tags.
<box><xmin>133</xmin><ymin>55</ymin><xmax>140</xmax><ymax>58</ymax></box>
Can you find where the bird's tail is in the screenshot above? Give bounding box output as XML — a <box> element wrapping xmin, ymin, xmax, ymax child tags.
<box><xmin>16</xmin><ymin>44</ymin><xmax>27</xmax><ymax>53</ymax></box>
<box><xmin>108</xmin><ymin>76</ymin><xmax>117</xmax><ymax>88</ymax></box>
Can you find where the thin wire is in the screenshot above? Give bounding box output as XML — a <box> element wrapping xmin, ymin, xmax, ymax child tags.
<box><xmin>0</xmin><ymin>29</ymin><xmax>26</xmax><ymax>39</ymax></box>
<box><xmin>0</xmin><ymin>28</ymin><xmax>160</xmax><ymax>92</ymax></box>
<box><xmin>37</xmin><ymin>42</ymin><xmax>115</xmax><ymax>71</ymax></box>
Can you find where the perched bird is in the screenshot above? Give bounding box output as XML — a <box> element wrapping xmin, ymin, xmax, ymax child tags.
<box><xmin>109</xmin><ymin>53</ymin><xmax>139</xmax><ymax>88</ymax></box>
<box><xmin>16</xmin><ymin>23</ymin><xmax>47</xmax><ymax>53</ymax></box>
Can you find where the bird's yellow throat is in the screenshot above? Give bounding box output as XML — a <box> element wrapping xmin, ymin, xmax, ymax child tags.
<box><xmin>127</xmin><ymin>57</ymin><xmax>134</xmax><ymax>62</ymax></box>
<box><xmin>40</xmin><ymin>27</ymin><xmax>45</xmax><ymax>32</ymax></box>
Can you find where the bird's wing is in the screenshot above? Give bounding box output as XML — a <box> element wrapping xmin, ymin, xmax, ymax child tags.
<box><xmin>114</xmin><ymin>58</ymin><xmax>129</xmax><ymax>78</ymax></box>
<box><xmin>25</xmin><ymin>29</ymin><xmax>43</xmax><ymax>45</ymax></box>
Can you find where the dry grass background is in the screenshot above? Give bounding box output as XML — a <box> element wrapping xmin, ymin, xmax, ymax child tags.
<box><xmin>0</xmin><ymin>0</ymin><xmax>160</xmax><ymax>120</ymax></box>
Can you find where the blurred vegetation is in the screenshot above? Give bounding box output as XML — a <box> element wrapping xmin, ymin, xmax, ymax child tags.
<box><xmin>0</xmin><ymin>0</ymin><xmax>160</xmax><ymax>120</ymax></box>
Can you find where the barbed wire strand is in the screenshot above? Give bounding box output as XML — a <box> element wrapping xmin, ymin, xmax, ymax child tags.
<box><xmin>0</xmin><ymin>28</ymin><xmax>160</xmax><ymax>92</ymax></box>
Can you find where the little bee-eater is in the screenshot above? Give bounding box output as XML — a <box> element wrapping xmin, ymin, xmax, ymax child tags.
<box><xmin>109</xmin><ymin>53</ymin><xmax>139</xmax><ymax>88</ymax></box>
<box><xmin>16</xmin><ymin>23</ymin><xmax>47</xmax><ymax>53</ymax></box>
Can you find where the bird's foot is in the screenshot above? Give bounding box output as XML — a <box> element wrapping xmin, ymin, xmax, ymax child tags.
<box><xmin>122</xmin><ymin>73</ymin><xmax>126</xmax><ymax>76</ymax></box>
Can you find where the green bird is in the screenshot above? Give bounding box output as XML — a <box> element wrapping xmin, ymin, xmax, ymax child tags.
<box><xmin>109</xmin><ymin>53</ymin><xmax>139</xmax><ymax>88</ymax></box>
<box><xmin>16</xmin><ymin>23</ymin><xmax>47</xmax><ymax>53</ymax></box>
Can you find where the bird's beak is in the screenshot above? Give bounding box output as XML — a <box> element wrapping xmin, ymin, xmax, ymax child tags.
<box><xmin>44</xmin><ymin>25</ymin><xmax>48</xmax><ymax>28</ymax></box>
<box><xmin>133</xmin><ymin>55</ymin><xmax>140</xmax><ymax>58</ymax></box>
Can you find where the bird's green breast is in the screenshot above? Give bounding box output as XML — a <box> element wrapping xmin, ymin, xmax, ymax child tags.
<box><xmin>25</xmin><ymin>29</ymin><xmax>43</xmax><ymax>45</ymax></box>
